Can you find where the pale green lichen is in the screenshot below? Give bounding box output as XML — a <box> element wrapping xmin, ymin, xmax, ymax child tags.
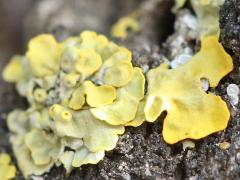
<box><xmin>192</xmin><ymin>0</ymin><xmax>224</xmax><ymax>37</ymax></box>
<box><xmin>174</xmin><ymin>0</ymin><xmax>224</xmax><ymax>37</ymax></box>
<box><xmin>172</xmin><ymin>0</ymin><xmax>187</xmax><ymax>12</ymax></box>
<box><xmin>3</xmin><ymin>31</ymin><xmax>144</xmax><ymax>177</ymax></box>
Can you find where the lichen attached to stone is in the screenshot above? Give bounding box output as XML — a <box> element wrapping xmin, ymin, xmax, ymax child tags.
<box><xmin>174</xmin><ymin>0</ymin><xmax>224</xmax><ymax>37</ymax></box>
<box><xmin>2</xmin><ymin>29</ymin><xmax>233</xmax><ymax>178</ymax></box>
<box><xmin>111</xmin><ymin>15</ymin><xmax>140</xmax><ymax>39</ymax></box>
<box><xmin>144</xmin><ymin>36</ymin><xmax>233</xmax><ymax>144</ymax></box>
<box><xmin>3</xmin><ymin>31</ymin><xmax>145</xmax><ymax>177</ymax></box>
<box><xmin>0</xmin><ymin>153</ymin><xmax>16</xmax><ymax>180</ymax></box>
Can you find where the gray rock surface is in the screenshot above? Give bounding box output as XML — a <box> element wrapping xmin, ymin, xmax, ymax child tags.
<box><xmin>220</xmin><ymin>0</ymin><xmax>240</xmax><ymax>57</ymax></box>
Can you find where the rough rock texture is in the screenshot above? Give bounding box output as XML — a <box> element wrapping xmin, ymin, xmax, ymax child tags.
<box><xmin>1</xmin><ymin>0</ymin><xmax>240</xmax><ymax>179</ymax></box>
<box><xmin>220</xmin><ymin>0</ymin><xmax>240</xmax><ymax>57</ymax></box>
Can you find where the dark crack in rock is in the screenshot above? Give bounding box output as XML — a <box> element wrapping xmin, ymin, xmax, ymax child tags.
<box><xmin>163</xmin><ymin>9</ymin><xmax>199</xmax><ymax>61</ymax></box>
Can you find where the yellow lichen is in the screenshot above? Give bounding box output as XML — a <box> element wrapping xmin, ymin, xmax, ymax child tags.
<box><xmin>63</xmin><ymin>73</ymin><xmax>80</xmax><ymax>88</ymax></box>
<box><xmin>91</xmin><ymin>67</ymin><xmax>145</xmax><ymax>125</ymax></box>
<box><xmin>68</xmin><ymin>87</ymin><xmax>85</xmax><ymax>110</ymax></box>
<box><xmin>25</xmin><ymin>129</ymin><xmax>61</xmax><ymax>166</ymax></box>
<box><xmin>83</xmin><ymin>81</ymin><xmax>116</xmax><ymax>107</ymax></box>
<box><xmin>218</xmin><ymin>141</ymin><xmax>231</xmax><ymax>150</ymax></box>
<box><xmin>7</xmin><ymin>110</ymin><xmax>54</xmax><ymax>177</ymax></box>
<box><xmin>172</xmin><ymin>0</ymin><xmax>186</xmax><ymax>11</ymax></box>
<box><xmin>0</xmin><ymin>153</ymin><xmax>16</xmax><ymax>180</ymax></box>
<box><xmin>182</xmin><ymin>140</ymin><xmax>195</xmax><ymax>150</ymax></box>
<box><xmin>2</xmin><ymin>55</ymin><xmax>27</xmax><ymax>82</ymax></box>
<box><xmin>75</xmin><ymin>49</ymin><xmax>102</xmax><ymax>78</ymax></box>
<box><xmin>26</xmin><ymin>34</ymin><xmax>62</xmax><ymax>77</ymax></box>
<box><xmin>174</xmin><ymin>0</ymin><xmax>224</xmax><ymax>37</ymax></box>
<box><xmin>33</xmin><ymin>88</ymin><xmax>48</xmax><ymax>103</ymax></box>
<box><xmin>72</xmin><ymin>146</ymin><xmax>104</xmax><ymax>167</ymax></box>
<box><xmin>4</xmin><ymin>31</ymin><xmax>144</xmax><ymax>177</ymax></box>
<box><xmin>111</xmin><ymin>16</ymin><xmax>140</xmax><ymax>39</ymax></box>
<box><xmin>144</xmin><ymin>36</ymin><xmax>233</xmax><ymax>144</ymax></box>
<box><xmin>192</xmin><ymin>0</ymin><xmax>224</xmax><ymax>37</ymax></box>
<box><xmin>125</xmin><ymin>100</ymin><xmax>146</xmax><ymax>127</ymax></box>
<box><xmin>3</xmin><ymin>29</ymin><xmax>233</xmax><ymax>178</ymax></box>
<box><xmin>103</xmin><ymin>62</ymin><xmax>134</xmax><ymax>87</ymax></box>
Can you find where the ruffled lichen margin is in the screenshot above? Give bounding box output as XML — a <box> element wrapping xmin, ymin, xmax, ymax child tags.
<box><xmin>2</xmin><ymin>31</ymin><xmax>233</xmax><ymax>178</ymax></box>
<box><xmin>3</xmin><ymin>31</ymin><xmax>145</xmax><ymax>177</ymax></box>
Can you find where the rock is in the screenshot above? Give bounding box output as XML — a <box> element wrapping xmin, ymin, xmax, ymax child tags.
<box><xmin>220</xmin><ymin>0</ymin><xmax>240</xmax><ymax>57</ymax></box>
<box><xmin>227</xmin><ymin>83</ymin><xmax>239</xmax><ymax>106</ymax></box>
<box><xmin>1</xmin><ymin>0</ymin><xmax>240</xmax><ymax>179</ymax></box>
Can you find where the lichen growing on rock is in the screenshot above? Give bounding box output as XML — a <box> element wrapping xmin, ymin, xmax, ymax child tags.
<box><xmin>0</xmin><ymin>153</ymin><xmax>16</xmax><ymax>180</ymax></box>
<box><xmin>3</xmin><ymin>31</ymin><xmax>145</xmax><ymax>177</ymax></box>
<box><xmin>111</xmin><ymin>15</ymin><xmax>140</xmax><ymax>39</ymax></box>
<box><xmin>144</xmin><ymin>36</ymin><xmax>233</xmax><ymax>144</ymax></box>
<box><xmin>174</xmin><ymin>0</ymin><xmax>224</xmax><ymax>37</ymax></box>
<box><xmin>2</xmin><ymin>30</ymin><xmax>233</xmax><ymax>178</ymax></box>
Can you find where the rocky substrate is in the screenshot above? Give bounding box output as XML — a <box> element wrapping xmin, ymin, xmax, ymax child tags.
<box><xmin>0</xmin><ymin>0</ymin><xmax>240</xmax><ymax>179</ymax></box>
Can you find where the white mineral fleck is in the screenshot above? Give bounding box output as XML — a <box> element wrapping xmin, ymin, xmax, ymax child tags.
<box><xmin>31</xmin><ymin>176</ymin><xmax>44</xmax><ymax>180</ymax></box>
<box><xmin>229</xmin><ymin>96</ymin><xmax>239</xmax><ymax>106</ymax></box>
<box><xmin>145</xmin><ymin>163</ymin><xmax>152</xmax><ymax>176</ymax></box>
<box><xmin>201</xmin><ymin>78</ymin><xmax>209</xmax><ymax>92</ymax></box>
<box><xmin>189</xmin><ymin>175</ymin><xmax>198</xmax><ymax>180</ymax></box>
<box><xmin>142</xmin><ymin>64</ymin><xmax>149</xmax><ymax>73</ymax></box>
<box><xmin>182</xmin><ymin>140</ymin><xmax>195</xmax><ymax>151</ymax></box>
<box><xmin>227</xmin><ymin>84</ymin><xmax>239</xmax><ymax>106</ymax></box>
<box><xmin>182</xmin><ymin>14</ymin><xmax>198</xmax><ymax>30</ymax></box>
<box><xmin>227</xmin><ymin>84</ymin><xmax>239</xmax><ymax>96</ymax></box>
<box><xmin>183</xmin><ymin>47</ymin><xmax>193</xmax><ymax>55</ymax></box>
<box><xmin>170</xmin><ymin>54</ymin><xmax>192</xmax><ymax>69</ymax></box>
